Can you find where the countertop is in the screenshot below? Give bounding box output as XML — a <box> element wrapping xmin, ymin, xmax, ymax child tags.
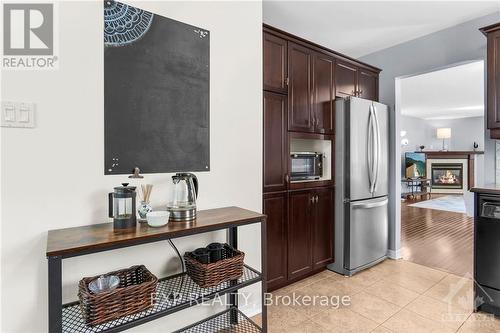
<box><xmin>471</xmin><ymin>183</ymin><xmax>500</xmax><ymax>195</ymax></box>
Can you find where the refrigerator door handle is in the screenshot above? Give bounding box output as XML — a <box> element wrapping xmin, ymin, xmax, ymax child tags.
<box><xmin>367</xmin><ymin>106</ymin><xmax>376</xmax><ymax>194</ymax></box>
<box><xmin>351</xmin><ymin>198</ymin><xmax>388</xmax><ymax>209</ymax></box>
<box><xmin>367</xmin><ymin>106</ymin><xmax>373</xmax><ymax>193</ymax></box>
<box><xmin>372</xmin><ymin>104</ymin><xmax>381</xmax><ymax>192</ymax></box>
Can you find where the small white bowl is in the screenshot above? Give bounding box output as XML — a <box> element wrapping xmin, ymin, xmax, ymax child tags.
<box><xmin>146</xmin><ymin>211</ymin><xmax>170</xmax><ymax>227</ymax></box>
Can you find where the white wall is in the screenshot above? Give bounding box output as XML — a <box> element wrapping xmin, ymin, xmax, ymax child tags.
<box><xmin>361</xmin><ymin>12</ymin><xmax>499</xmax><ymax>256</ymax></box>
<box><xmin>0</xmin><ymin>1</ymin><xmax>263</xmax><ymax>332</ymax></box>
<box><xmin>430</xmin><ymin>117</ymin><xmax>484</xmax><ymax>151</ymax></box>
<box><xmin>401</xmin><ymin>116</ymin><xmax>484</xmax><ymax>152</ymax></box>
<box><xmin>400</xmin><ymin>116</ymin><xmax>485</xmax><ymax>183</ymax></box>
<box><xmin>360</xmin><ymin>11</ymin><xmax>500</xmax><ymax>184</ymax></box>
<box><xmin>400</xmin><ymin>115</ymin><xmax>431</xmax><ymax>153</ymax></box>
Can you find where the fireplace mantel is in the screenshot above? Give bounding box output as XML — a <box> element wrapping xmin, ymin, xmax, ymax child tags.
<box><xmin>418</xmin><ymin>151</ymin><xmax>484</xmax><ymax>159</ymax></box>
<box><xmin>416</xmin><ymin>151</ymin><xmax>483</xmax><ymax>190</ymax></box>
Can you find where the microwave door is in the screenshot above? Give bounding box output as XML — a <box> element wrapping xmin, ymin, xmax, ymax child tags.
<box><xmin>291</xmin><ymin>156</ymin><xmax>313</xmax><ymax>180</ymax></box>
<box><xmin>291</xmin><ymin>153</ymin><xmax>321</xmax><ymax>180</ymax></box>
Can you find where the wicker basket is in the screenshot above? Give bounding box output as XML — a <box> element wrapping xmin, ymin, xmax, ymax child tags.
<box><xmin>185</xmin><ymin>244</ymin><xmax>245</xmax><ymax>288</ymax></box>
<box><xmin>78</xmin><ymin>265</ymin><xmax>158</xmax><ymax>326</ymax></box>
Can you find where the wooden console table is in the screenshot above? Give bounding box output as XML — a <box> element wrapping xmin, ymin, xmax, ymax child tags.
<box><xmin>46</xmin><ymin>206</ymin><xmax>267</xmax><ymax>333</ymax></box>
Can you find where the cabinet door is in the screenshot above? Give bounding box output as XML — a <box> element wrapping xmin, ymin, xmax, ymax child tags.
<box><xmin>288</xmin><ymin>42</ymin><xmax>314</xmax><ymax>132</ymax></box>
<box><xmin>358</xmin><ymin>69</ymin><xmax>379</xmax><ymax>101</ymax></box>
<box><xmin>487</xmin><ymin>29</ymin><xmax>500</xmax><ymax>131</ymax></box>
<box><xmin>288</xmin><ymin>190</ymin><xmax>313</xmax><ymax>279</ymax></box>
<box><xmin>335</xmin><ymin>60</ymin><xmax>358</xmax><ymax>98</ymax></box>
<box><xmin>313</xmin><ymin>52</ymin><xmax>335</xmax><ymax>134</ymax></box>
<box><xmin>263</xmin><ymin>32</ymin><xmax>287</xmax><ymax>93</ymax></box>
<box><xmin>263</xmin><ymin>192</ymin><xmax>288</xmax><ymax>291</ymax></box>
<box><xmin>313</xmin><ymin>188</ymin><xmax>334</xmax><ymax>269</ymax></box>
<box><xmin>263</xmin><ymin>92</ymin><xmax>288</xmax><ymax>193</ymax></box>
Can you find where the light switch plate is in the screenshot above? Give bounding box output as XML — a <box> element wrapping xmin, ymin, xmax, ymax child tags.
<box><xmin>1</xmin><ymin>101</ymin><xmax>36</xmax><ymax>128</ymax></box>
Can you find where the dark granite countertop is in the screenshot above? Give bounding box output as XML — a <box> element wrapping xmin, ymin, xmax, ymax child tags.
<box><xmin>471</xmin><ymin>183</ymin><xmax>500</xmax><ymax>195</ymax></box>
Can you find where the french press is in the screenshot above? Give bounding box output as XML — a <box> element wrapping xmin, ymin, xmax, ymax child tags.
<box><xmin>109</xmin><ymin>183</ymin><xmax>137</xmax><ymax>230</ymax></box>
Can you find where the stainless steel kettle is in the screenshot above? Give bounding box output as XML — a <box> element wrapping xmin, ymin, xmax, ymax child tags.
<box><xmin>166</xmin><ymin>173</ymin><xmax>198</xmax><ymax>221</ymax></box>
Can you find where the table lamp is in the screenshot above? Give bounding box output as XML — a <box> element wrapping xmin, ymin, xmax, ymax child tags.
<box><xmin>437</xmin><ymin>128</ymin><xmax>451</xmax><ymax>151</ymax></box>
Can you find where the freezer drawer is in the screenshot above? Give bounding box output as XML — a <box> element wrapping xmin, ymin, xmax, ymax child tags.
<box><xmin>347</xmin><ymin>197</ymin><xmax>388</xmax><ymax>271</ymax></box>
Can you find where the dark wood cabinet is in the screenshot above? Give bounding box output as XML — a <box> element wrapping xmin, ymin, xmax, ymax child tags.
<box><xmin>313</xmin><ymin>52</ymin><xmax>335</xmax><ymax>134</ymax></box>
<box><xmin>288</xmin><ymin>187</ymin><xmax>334</xmax><ymax>280</ymax></box>
<box><xmin>335</xmin><ymin>60</ymin><xmax>358</xmax><ymax>98</ymax></box>
<box><xmin>263</xmin><ymin>32</ymin><xmax>288</xmax><ymax>93</ymax></box>
<box><xmin>263</xmin><ymin>192</ymin><xmax>288</xmax><ymax>290</ymax></box>
<box><xmin>288</xmin><ymin>190</ymin><xmax>313</xmax><ymax>279</ymax></box>
<box><xmin>263</xmin><ymin>24</ymin><xmax>378</xmax><ymax>290</ymax></box>
<box><xmin>358</xmin><ymin>69</ymin><xmax>378</xmax><ymax>101</ymax></box>
<box><xmin>288</xmin><ymin>48</ymin><xmax>336</xmax><ymax>134</ymax></box>
<box><xmin>481</xmin><ymin>23</ymin><xmax>500</xmax><ymax>139</ymax></box>
<box><xmin>288</xmin><ymin>42</ymin><xmax>314</xmax><ymax>132</ymax></box>
<box><xmin>313</xmin><ymin>188</ymin><xmax>334</xmax><ymax>269</ymax></box>
<box><xmin>263</xmin><ymin>92</ymin><xmax>288</xmax><ymax>193</ymax></box>
<box><xmin>335</xmin><ymin>60</ymin><xmax>379</xmax><ymax>101</ymax></box>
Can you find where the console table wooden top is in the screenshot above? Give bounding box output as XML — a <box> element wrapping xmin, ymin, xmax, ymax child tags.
<box><xmin>46</xmin><ymin>206</ymin><xmax>266</xmax><ymax>258</ymax></box>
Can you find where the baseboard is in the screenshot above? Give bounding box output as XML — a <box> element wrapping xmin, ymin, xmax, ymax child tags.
<box><xmin>387</xmin><ymin>249</ymin><xmax>402</xmax><ymax>259</ymax></box>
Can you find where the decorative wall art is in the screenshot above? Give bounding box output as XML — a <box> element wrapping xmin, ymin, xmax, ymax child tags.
<box><xmin>104</xmin><ymin>1</ymin><xmax>210</xmax><ymax>175</ymax></box>
<box><xmin>405</xmin><ymin>152</ymin><xmax>426</xmax><ymax>178</ymax></box>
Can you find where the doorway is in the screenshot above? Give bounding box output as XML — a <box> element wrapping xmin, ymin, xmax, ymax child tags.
<box><xmin>396</xmin><ymin>60</ymin><xmax>484</xmax><ymax>276</ymax></box>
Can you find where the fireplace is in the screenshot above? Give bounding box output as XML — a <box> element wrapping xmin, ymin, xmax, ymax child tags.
<box><xmin>423</xmin><ymin>152</ymin><xmax>480</xmax><ymax>194</ymax></box>
<box><xmin>431</xmin><ymin>163</ymin><xmax>463</xmax><ymax>189</ymax></box>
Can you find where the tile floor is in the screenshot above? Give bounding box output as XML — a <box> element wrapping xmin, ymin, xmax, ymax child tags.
<box><xmin>252</xmin><ymin>259</ymin><xmax>500</xmax><ymax>333</ymax></box>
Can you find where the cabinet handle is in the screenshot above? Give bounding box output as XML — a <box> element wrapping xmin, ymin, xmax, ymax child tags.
<box><xmin>285</xmin><ymin>77</ymin><xmax>289</xmax><ymax>86</ymax></box>
<box><xmin>285</xmin><ymin>174</ymin><xmax>289</xmax><ymax>183</ymax></box>
<box><xmin>310</xmin><ymin>196</ymin><xmax>315</xmax><ymax>204</ymax></box>
<box><xmin>315</xmin><ymin>195</ymin><xmax>319</xmax><ymax>203</ymax></box>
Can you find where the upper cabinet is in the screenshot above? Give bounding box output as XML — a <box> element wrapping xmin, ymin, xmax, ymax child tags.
<box><xmin>288</xmin><ymin>42</ymin><xmax>314</xmax><ymax>132</ymax></box>
<box><xmin>358</xmin><ymin>69</ymin><xmax>379</xmax><ymax>101</ymax></box>
<box><xmin>480</xmin><ymin>23</ymin><xmax>500</xmax><ymax>139</ymax></box>
<box><xmin>288</xmin><ymin>46</ymin><xmax>336</xmax><ymax>134</ymax></box>
<box><xmin>263</xmin><ymin>25</ymin><xmax>381</xmax><ymax>134</ymax></box>
<box><xmin>263</xmin><ymin>32</ymin><xmax>288</xmax><ymax>93</ymax></box>
<box><xmin>313</xmin><ymin>52</ymin><xmax>335</xmax><ymax>134</ymax></box>
<box><xmin>335</xmin><ymin>60</ymin><xmax>379</xmax><ymax>101</ymax></box>
<box><xmin>263</xmin><ymin>91</ymin><xmax>288</xmax><ymax>193</ymax></box>
<box><xmin>335</xmin><ymin>61</ymin><xmax>358</xmax><ymax>98</ymax></box>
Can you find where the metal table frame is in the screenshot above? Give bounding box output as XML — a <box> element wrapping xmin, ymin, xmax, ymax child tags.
<box><xmin>47</xmin><ymin>214</ymin><xmax>267</xmax><ymax>333</ymax></box>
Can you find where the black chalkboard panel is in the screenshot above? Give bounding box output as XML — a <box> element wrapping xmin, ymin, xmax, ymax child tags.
<box><xmin>104</xmin><ymin>1</ymin><xmax>209</xmax><ymax>175</ymax></box>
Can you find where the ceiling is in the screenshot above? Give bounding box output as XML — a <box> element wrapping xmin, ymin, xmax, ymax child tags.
<box><xmin>263</xmin><ymin>1</ymin><xmax>500</xmax><ymax>58</ymax></box>
<box><xmin>400</xmin><ymin>60</ymin><xmax>484</xmax><ymax>120</ymax></box>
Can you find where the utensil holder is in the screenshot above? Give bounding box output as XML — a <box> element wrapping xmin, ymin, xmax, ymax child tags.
<box><xmin>207</xmin><ymin>242</ymin><xmax>223</xmax><ymax>263</ymax></box>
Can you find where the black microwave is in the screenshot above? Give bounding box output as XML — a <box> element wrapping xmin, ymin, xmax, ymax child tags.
<box><xmin>290</xmin><ymin>152</ymin><xmax>323</xmax><ymax>181</ymax></box>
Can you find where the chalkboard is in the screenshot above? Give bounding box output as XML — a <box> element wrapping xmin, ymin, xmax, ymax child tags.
<box><xmin>104</xmin><ymin>1</ymin><xmax>209</xmax><ymax>175</ymax></box>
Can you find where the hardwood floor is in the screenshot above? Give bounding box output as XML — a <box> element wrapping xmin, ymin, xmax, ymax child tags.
<box><xmin>401</xmin><ymin>195</ymin><xmax>473</xmax><ymax>277</ymax></box>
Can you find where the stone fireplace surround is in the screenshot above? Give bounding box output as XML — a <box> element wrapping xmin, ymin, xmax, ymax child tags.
<box><xmin>426</xmin><ymin>158</ymin><xmax>468</xmax><ymax>194</ymax></box>
<box><xmin>421</xmin><ymin>151</ymin><xmax>483</xmax><ymax>193</ymax></box>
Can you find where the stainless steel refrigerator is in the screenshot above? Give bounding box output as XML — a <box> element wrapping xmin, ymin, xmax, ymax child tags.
<box><xmin>327</xmin><ymin>96</ymin><xmax>389</xmax><ymax>276</ymax></box>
